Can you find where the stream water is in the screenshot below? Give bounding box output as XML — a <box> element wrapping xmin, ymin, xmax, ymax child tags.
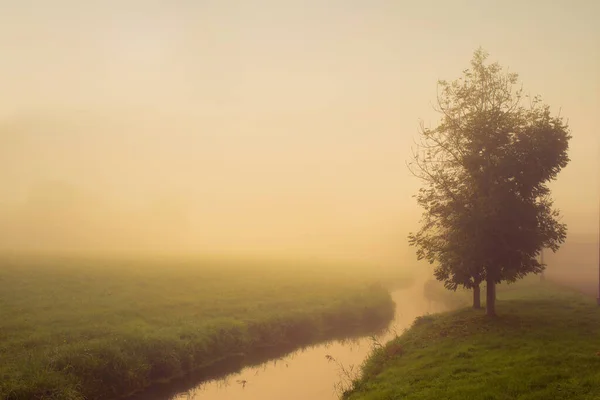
<box><xmin>141</xmin><ymin>282</ymin><xmax>446</xmax><ymax>400</ymax></box>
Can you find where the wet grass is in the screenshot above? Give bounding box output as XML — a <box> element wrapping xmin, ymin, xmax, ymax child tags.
<box><xmin>0</xmin><ymin>254</ymin><xmax>411</xmax><ymax>400</ymax></box>
<box><xmin>345</xmin><ymin>281</ymin><xmax>600</xmax><ymax>400</ymax></box>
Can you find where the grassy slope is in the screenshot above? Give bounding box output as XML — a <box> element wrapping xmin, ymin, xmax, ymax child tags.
<box><xmin>345</xmin><ymin>280</ymin><xmax>600</xmax><ymax>400</ymax></box>
<box><xmin>0</xmin><ymin>255</ymin><xmax>411</xmax><ymax>400</ymax></box>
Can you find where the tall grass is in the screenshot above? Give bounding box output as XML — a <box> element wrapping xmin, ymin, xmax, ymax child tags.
<box><xmin>0</xmin><ymin>254</ymin><xmax>410</xmax><ymax>399</ymax></box>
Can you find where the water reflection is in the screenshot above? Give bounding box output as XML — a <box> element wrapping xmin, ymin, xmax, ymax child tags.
<box><xmin>144</xmin><ymin>282</ymin><xmax>447</xmax><ymax>400</ymax></box>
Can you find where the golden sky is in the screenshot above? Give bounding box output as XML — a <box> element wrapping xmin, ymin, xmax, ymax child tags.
<box><xmin>0</xmin><ymin>0</ymin><xmax>598</xmax><ymax>261</ymax></box>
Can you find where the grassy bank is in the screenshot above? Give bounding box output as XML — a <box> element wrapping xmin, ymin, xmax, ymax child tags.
<box><xmin>345</xmin><ymin>281</ymin><xmax>600</xmax><ymax>400</ymax></box>
<box><xmin>0</xmin><ymin>254</ymin><xmax>411</xmax><ymax>400</ymax></box>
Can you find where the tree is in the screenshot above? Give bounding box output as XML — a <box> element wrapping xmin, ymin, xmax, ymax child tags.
<box><xmin>408</xmin><ymin>48</ymin><xmax>571</xmax><ymax>316</ymax></box>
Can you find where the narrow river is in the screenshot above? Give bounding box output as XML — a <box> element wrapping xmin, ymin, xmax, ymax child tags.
<box><xmin>145</xmin><ymin>281</ymin><xmax>446</xmax><ymax>400</ymax></box>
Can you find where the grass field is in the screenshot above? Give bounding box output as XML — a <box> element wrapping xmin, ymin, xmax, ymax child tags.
<box><xmin>344</xmin><ymin>280</ymin><xmax>600</xmax><ymax>400</ymax></box>
<box><xmin>0</xmin><ymin>254</ymin><xmax>411</xmax><ymax>400</ymax></box>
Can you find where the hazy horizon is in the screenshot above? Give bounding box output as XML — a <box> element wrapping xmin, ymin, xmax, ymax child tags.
<box><xmin>1</xmin><ymin>0</ymin><xmax>598</xmax><ymax>263</ymax></box>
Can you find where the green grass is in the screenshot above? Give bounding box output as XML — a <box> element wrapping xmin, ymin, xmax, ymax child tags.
<box><xmin>0</xmin><ymin>254</ymin><xmax>411</xmax><ymax>400</ymax></box>
<box><xmin>345</xmin><ymin>280</ymin><xmax>600</xmax><ymax>400</ymax></box>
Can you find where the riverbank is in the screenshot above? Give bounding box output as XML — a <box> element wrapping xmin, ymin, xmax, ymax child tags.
<box><xmin>0</xmin><ymin>254</ymin><xmax>411</xmax><ymax>400</ymax></box>
<box><xmin>344</xmin><ymin>280</ymin><xmax>600</xmax><ymax>399</ymax></box>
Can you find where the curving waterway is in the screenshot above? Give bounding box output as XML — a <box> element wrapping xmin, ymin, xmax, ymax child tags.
<box><xmin>135</xmin><ymin>281</ymin><xmax>447</xmax><ymax>400</ymax></box>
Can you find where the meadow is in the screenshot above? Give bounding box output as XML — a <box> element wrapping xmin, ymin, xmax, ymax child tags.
<box><xmin>0</xmin><ymin>254</ymin><xmax>412</xmax><ymax>400</ymax></box>
<box><xmin>344</xmin><ymin>279</ymin><xmax>600</xmax><ymax>400</ymax></box>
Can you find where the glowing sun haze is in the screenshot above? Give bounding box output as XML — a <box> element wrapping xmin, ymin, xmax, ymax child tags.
<box><xmin>0</xmin><ymin>0</ymin><xmax>598</xmax><ymax>262</ymax></box>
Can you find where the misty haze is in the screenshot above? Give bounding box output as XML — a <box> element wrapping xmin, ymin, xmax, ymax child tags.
<box><xmin>1</xmin><ymin>1</ymin><xmax>599</xmax><ymax>400</ymax></box>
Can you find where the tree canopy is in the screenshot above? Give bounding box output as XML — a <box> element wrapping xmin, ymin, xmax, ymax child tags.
<box><xmin>408</xmin><ymin>48</ymin><xmax>571</xmax><ymax>316</ymax></box>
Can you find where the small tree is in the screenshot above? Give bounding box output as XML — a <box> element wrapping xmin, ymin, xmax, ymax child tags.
<box><xmin>408</xmin><ymin>48</ymin><xmax>570</xmax><ymax>316</ymax></box>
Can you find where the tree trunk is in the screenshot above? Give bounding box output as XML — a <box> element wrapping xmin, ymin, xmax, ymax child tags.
<box><xmin>540</xmin><ymin>249</ymin><xmax>545</xmax><ymax>281</ymax></box>
<box><xmin>486</xmin><ymin>278</ymin><xmax>496</xmax><ymax>316</ymax></box>
<box><xmin>472</xmin><ymin>284</ymin><xmax>481</xmax><ymax>309</ymax></box>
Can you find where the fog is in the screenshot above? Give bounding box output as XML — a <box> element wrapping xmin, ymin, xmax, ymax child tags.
<box><xmin>1</xmin><ymin>0</ymin><xmax>598</xmax><ymax>263</ymax></box>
